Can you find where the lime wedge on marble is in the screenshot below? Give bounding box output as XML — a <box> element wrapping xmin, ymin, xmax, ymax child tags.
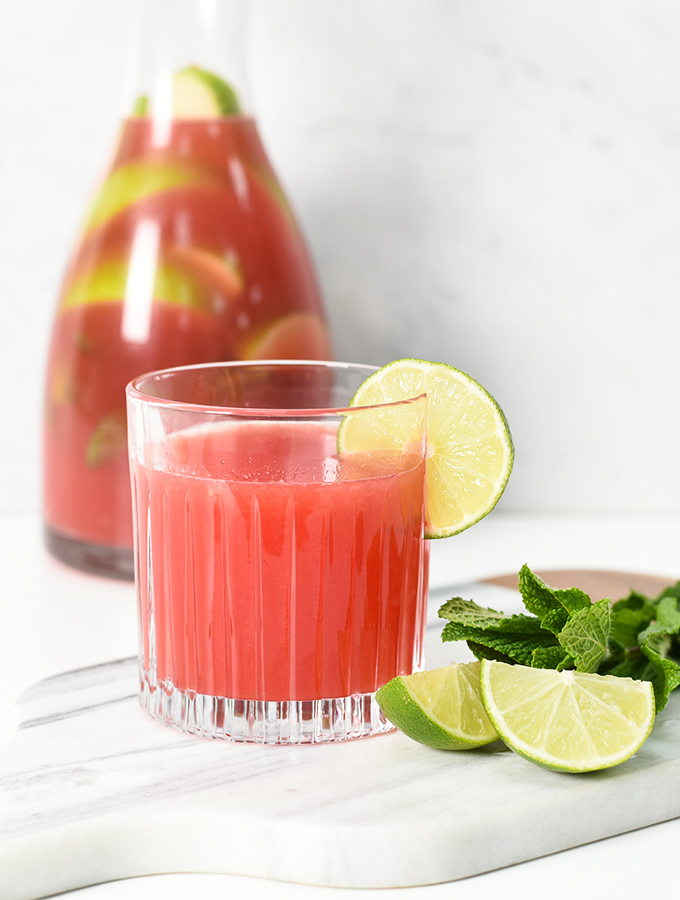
<box><xmin>480</xmin><ymin>659</ymin><xmax>655</xmax><ymax>772</ymax></box>
<box><xmin>376</xmin><ymin>662</ymin><xmax>499</xmax><ymax>750</ymax></box>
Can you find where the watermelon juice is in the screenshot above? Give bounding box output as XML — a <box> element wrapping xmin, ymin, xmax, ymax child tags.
<box><xmin>44</xmin><ymin>116</ymin><xmax>331</xmax><ymax>577</ymax></box>
<box><xmin>127</xmin><ymin>362</ymin><xmax>429</xmax><ymax>743</ymax></box>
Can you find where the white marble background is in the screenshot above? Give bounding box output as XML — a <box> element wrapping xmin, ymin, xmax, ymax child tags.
<box><xmin>1</xmin><ymin>0</ymin><xmax>679</xmax><ymax>513</ymax></box>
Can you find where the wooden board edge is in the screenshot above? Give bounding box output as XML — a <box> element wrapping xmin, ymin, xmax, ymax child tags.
<box><xmin>483</xmin><ymin>569</ymin><xmax>676</xmax><ymax>602</ymax></box>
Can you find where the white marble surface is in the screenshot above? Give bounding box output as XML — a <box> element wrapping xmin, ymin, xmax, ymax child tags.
<box><xmin>1</xmin><ymin>509</ymin><xmax>680</xmax><ymax>899</ymax></box>
<box><xmin>2</xmin><ymin>625</ymin><xmax>680</xmax><ymax>900</ymax></box>
<box><xmin>1</xmin><ymin>1</ymin><xmax>680</xmax><ymax>514</ymax></box>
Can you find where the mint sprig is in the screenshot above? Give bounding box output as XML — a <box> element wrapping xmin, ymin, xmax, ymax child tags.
<box><xmin>439</xmin><ymin>564</ymin><xmax>680</xmax><ymax>711</ymax></box>
<box><xmin>439</xmin><ymin>598</ymin><xmax>563</xmax><ymax>667</ymax></box>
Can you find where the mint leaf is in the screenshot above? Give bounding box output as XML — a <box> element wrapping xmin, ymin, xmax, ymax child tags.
<box><xmin>518</xmin><ymin>564</ymin><xmax>591</xmax><ymax>635</ymax></box>
<box><xmin>639</xmin><ymin>636</ymin><xmax>680</xmax><ymax>712</ymax></box>
<box><xmin>442</xmin><ymin>622</ymin><xmax>559</xmax><ymax>667</ymax></box>
<box><xmin>439</xmin><ymin>597</ymin><xmax>560</xmax><ymax>667</ymax></box>
<box><xmin>557</xmin><ymin>599</ymin><xmax>612</xmax><ymax>673</ymax></box>
<box><xmin>610</xmin><ymin>605</ymin><xmax>654</xmax><ymax>651</ymax></box>
<box><xmin>466</xmin><ymin>640</ymin><xmax>517</xmax><ymax>664</ymax></box>
<box><xmin>637</xmin><ymin>594</ymin><xmax>680</xmax><ymax>645</ymax></box>
<box><xmin>609</xmin><ymin>590</ymin><xmax>657</xmax><ymax>650</ymax></box>
<box><xmin>637</xmin><ymin>596</ymin><xmax>680</xmax><ymax>710</ymax></box>
<box><xmin>606</xmin><ymin>585</ymin><xmax>680</xmax><ymax>710</ymax></box>
<box><xmin>438</xmin><ymin>597</ymin><xmax>508</xmax><ymax>628</ymax></box>
<box><xmin>532</xmin><ymin>645</ymin><xmax>573</xmax><ymax>670</ymax></box>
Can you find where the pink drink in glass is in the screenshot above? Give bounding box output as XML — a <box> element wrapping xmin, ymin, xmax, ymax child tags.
<box><xmin>127</xmin><ymin>362</ymin><xmax>430</xmax><ymax>743</ymax></box>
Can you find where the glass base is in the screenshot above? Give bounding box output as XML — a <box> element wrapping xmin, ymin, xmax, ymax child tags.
<box><xmin>139</xmin><ymin>668</ymin><xmax>395</xmax><ymax>745</ymax></box>
<box><xmin>44</xmin><ymin>525</ymin><xmax>134</xmax><ymax>581</ymax></box>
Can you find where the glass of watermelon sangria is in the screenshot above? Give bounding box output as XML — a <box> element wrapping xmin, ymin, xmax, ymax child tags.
<box><xmin>127</xmin><ymin>361</ymin><xmax>430</xmax><ymax>744</ymax></box>
<box><xmin>43</xmin><ymin>0</ymin><xmax>331</xmax><ymax>579</ymax></box>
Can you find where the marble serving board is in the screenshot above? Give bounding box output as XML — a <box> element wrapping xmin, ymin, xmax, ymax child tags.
<box><xmin>2</xmin><ymin>571</ymin><xmax>680</xmax><ymax>900</ymax></box>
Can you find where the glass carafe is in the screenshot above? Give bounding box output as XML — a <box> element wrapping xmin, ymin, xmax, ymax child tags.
<box><xmin>43</xmin><ymin>0</ymin><xmax>332</xmax><ymax>580</ymax></box>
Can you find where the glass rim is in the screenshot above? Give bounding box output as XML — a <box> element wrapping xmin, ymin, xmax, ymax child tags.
<box><xmin>126</xmin><ymin>359</ymin><xmax>427</xmax><ymax>418</ymax></box>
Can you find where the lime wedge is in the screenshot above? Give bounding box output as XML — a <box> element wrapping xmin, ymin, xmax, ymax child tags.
<box><xmin>375</xmin><ymin>662</ymin><xmax>499</xmax><ymax>750</ymax></box>
<box><xmin>83</xmin><ymin>159</ymin><xmax>215</xmax><ymax>232</ymax></box>
<box><xmin>339</xmin><ymin>358</ymin><xmax>514</xmax><ymax>538</ymax></box>
<box><xmin>479</xmin><ymin>659</ymin><xmax>655</xmax><ymax>772</ymax></box>
<box><xmin>172</xmin><ymin>66</ymin><xmax>241</xmax><ymax>117</ymax></box>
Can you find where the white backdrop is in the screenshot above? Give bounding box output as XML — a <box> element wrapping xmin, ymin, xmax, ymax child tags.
<box><xmin>1</xmin><ymin>0</ymin><xmax>679</xmax><ymax>513</ymax></box>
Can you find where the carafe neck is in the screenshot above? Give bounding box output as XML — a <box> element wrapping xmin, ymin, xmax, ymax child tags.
<box><xmin>121</xmin><ymin>0</ymin><xmax>252</xmax><ymax>121</ymax></box>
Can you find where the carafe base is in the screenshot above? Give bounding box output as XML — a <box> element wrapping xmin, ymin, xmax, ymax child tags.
<box><xmin>44</xmin><ymin>525</ymin><xmax>134</xmax><ymax>581</ymax></box>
